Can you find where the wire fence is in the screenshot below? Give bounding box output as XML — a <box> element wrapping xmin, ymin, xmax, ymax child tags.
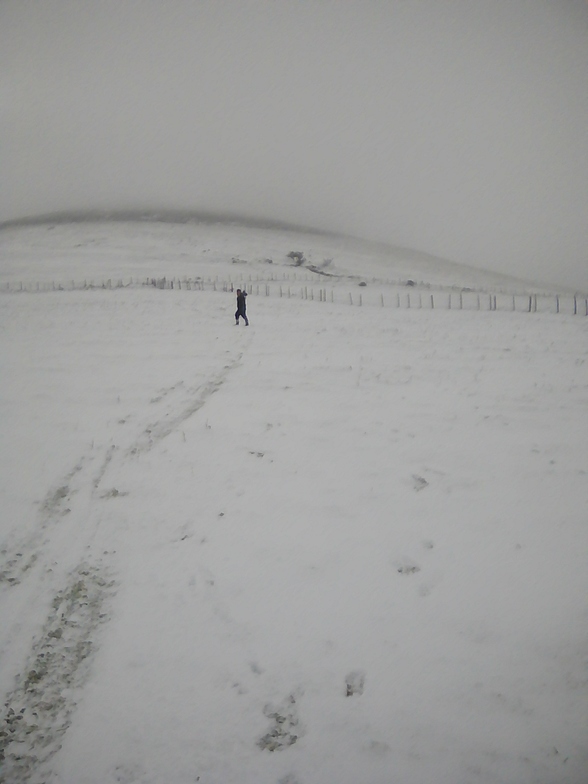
<box><xmin>1</xmin><ymin>274</ymin><xmax>586</xmax><ymax>316</ymax></box>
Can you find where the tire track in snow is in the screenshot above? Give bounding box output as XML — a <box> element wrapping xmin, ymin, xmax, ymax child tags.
<box><xmin>0</xmin><ymin>459</ymin><xmax>87</xmax><ymax>589</ymax></box>
<box><xmin>122</xmin><ymin>352</ymin><xmax>243</xmax><ymax>458</ymax></box>
<box><xmin>0</xmin><ymin>346</ymin><xmax>248</xmax><ymax>781</ymax></box>
<box><xmin>0</xmin><ymin>349</ymin><xmax>246</xmax><ymax>590</ymax></box>
<box><xmin>0</xmin><ymin>563</ymin><xmax>116</xmax><ymax>783</ymax></box>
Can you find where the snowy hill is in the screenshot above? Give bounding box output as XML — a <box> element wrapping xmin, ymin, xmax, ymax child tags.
<box><xmin>0</xmin><ymin>221</ymin><xmax>587</xmax><ymax>783</ymax></box>
<box><xmin>0</xmin><ymin>215</ymin><xmax>576</xmax><ymax>295</ymax></box>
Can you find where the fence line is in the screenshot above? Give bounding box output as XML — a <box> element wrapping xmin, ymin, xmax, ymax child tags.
<box><xmin>1</xmin><ymin>265</ymin><xmax>576</xmax><ymax>292</ymax></box>
<box><xmin>1</xmin><ymin>276</ymin><xmax>586</xmax><ymax>317</ymax></box>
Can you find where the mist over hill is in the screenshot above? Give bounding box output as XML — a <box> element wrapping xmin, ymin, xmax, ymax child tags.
<box><xmin>0</xmin><ymin>209</ymin><xmax>335</xmax><ymax>236</ymax></box>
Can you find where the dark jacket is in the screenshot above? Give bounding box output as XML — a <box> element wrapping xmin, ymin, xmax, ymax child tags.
<box><xmin>236</xmin><ymin>292</ymin><xmax>247</xmax><ymax>314</ymax></box>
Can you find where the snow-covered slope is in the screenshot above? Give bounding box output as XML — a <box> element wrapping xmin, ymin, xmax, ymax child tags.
<box><xmin>0</xmin><ymin>217</ymin><xmax>573</xmax><ymax>294</ymax></box>
<box><xmin>1</xmin><ymin>221</ymin><xmax>587</xmax><ymax>784</ymax></box>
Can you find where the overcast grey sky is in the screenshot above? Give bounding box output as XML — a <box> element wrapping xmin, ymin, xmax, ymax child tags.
<box><xmin>2</xmin><ymin>1</ymin><xmax>587</xmax><ymax>289</ymax></box>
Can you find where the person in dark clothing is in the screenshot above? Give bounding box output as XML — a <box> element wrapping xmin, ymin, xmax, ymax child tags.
<box><xmin>235</xmin><ymin>289</ymin><xmax>249</xmax><ymax>325</ymax></box>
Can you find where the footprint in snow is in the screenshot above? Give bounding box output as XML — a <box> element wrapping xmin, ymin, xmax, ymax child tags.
<box><xmin>412</xmin><ymin>475</ymin><xmax>429</xmax><ymax>491</ymax></box>
<box><xmin>258</xmin><ymin>692</ymin><xmax>302</xmax><ymax>752</ymax></box>
<box><xmin>345</xmin><ymin>669</ymin><xmax>366</xmax><ymax>696</ymax></box>
<box><xmin>394</xmin><ymin>559</ymin><xmax>421</xmax><ymax>575</ymax></box>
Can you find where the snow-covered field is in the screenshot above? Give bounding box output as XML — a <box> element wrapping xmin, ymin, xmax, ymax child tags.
<box><xmin>0</xmin><ymin>221</ymin><xmax>587</xmax><ymax>784</ymax></box>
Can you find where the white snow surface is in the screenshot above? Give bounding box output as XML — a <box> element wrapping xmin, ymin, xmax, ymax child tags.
<box><xmin>0</xmin><ymin>221</ymin><xmax>587</xmax><ymax>784</ymax></box>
